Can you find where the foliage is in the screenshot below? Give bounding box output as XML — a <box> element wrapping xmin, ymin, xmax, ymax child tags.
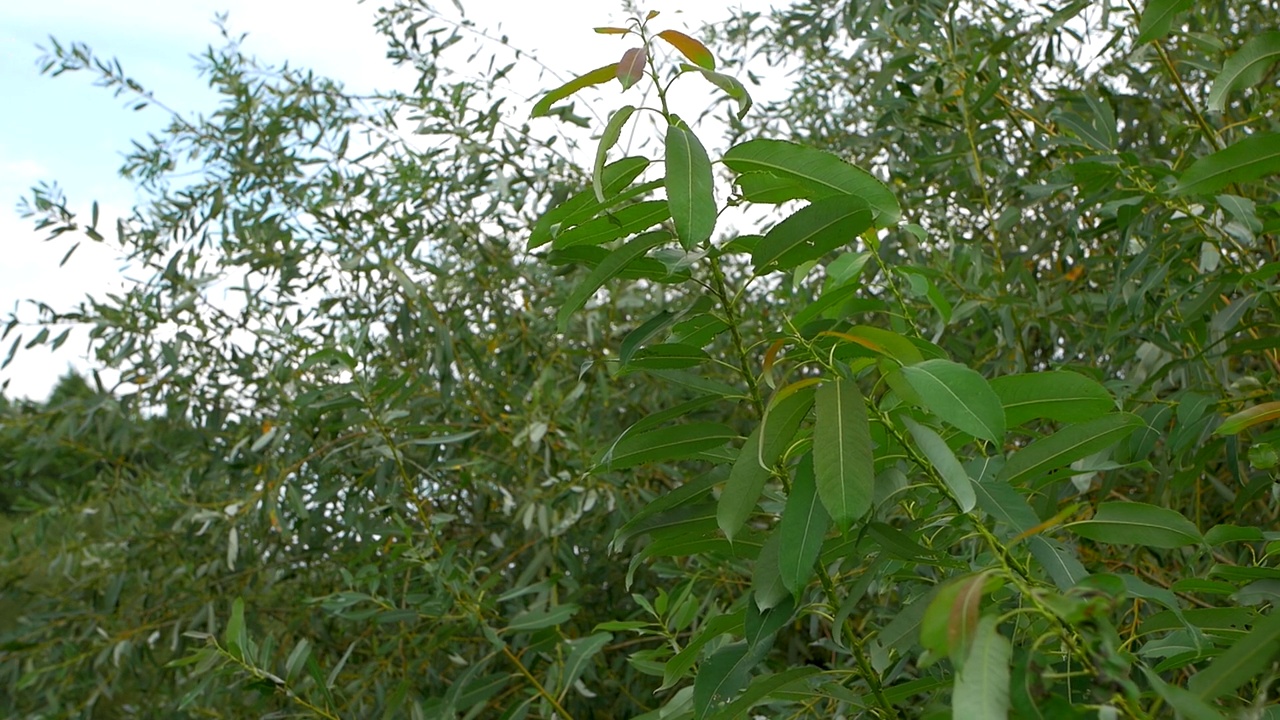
<box><xmin>3</xmin><ymin>0</ymin><xmax>1280</xmax><ymax>718</ymax></box>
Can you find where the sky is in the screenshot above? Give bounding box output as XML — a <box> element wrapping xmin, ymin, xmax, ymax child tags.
<box><xmin>0</xmin><ymin>0</ymin><xmax>778</xmax><ymax>400</ymax></box>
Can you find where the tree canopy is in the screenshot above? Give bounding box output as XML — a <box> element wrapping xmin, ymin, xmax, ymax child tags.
<box><xmin>3</xmin><ymin>1</ymin><xmax>1279</xmax><ymax>718</ymax></box>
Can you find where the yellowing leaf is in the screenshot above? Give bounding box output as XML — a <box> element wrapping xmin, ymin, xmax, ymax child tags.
<box><xmin>657</xmin><ymin>29</ymin><xmax>716</xmax><ymax>69</ymax></box>
<box><xmin>531</xmin><ymin>64</ymin><xmax>619</xmax><ymax>118</ymax></box>
<box><xmin>594</xmin><ymin>26</ymin><xmax>630</xmax><ymax>35</ymax></box>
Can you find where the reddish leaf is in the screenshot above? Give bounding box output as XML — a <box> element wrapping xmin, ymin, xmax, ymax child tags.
<box><xmin>657</xmin><ymin>30</ymin><xmax>716</xmax><ymax>70</ymax></box>
<box><xmin>617</xmin><ymin>47</ymin><xmax>648</xmax><ymax>90</ymax></box>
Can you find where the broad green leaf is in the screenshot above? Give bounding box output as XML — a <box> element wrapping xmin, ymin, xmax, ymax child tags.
<box><xmin>602</xmin><ymin>422</ymin><xmax>735</xmax><ymax>469</ymax></box>
<box><xmin>744</xmin><ymin>595</ymin><xmax>795</xmax><ymax>650</ymax></box>
<box><xmin>613</xmin><ymin>471</ymin><xmax>720</xmax><ymax>551</ymax></box>
<box><xmin>1173</xmin><ymin>133</ymin><xmax>1280</xmax><ymax>196</ymax></box>
<box><xmin>751</xmin><ymin>195</ymin><xmax>874</xmax><ymax>274</ymax></box>
<box><xmin>1135</xmin><ymin>0</ymin><xmax>1193</xmax><ymax>45</ymax></box>
<box><xmin>904</xmin><ymin>418</ymin><xmax>976</xmax><ymax>512</ymax></box>
<box><xmin>553</xmin><ymin>200</ymin><xmax>671</xmax><ymax>249</ymax></box>
<box><xmin>661</xmin><ymin>612</ymin><xmax>744</xmax><ymax>691</ymax></box>
<box><xmin>658</xmin><ymin>30</ymin><xmax>716</xmax><ymax>69</ymax></box>
<box><xmin>694</xmin><ymin>642</ymin><xmax>765</xmax><ymax>719</ymax></box>
<box><xmin>681</xmin><ymin>64</ymin><xmax>753</xmax><ymax>119</ymax></box>
<box><xmin>990</xmin><ymin>370</ymin><xmax>1115</xmax><ymax>427</ymax></box>
<box><xmin>505</xmin><ymin>603</ymin><xmax>580</xmax><ymax>633</ymax></box>
<box><xmin>818</xmin><ymin>326</ymin><xmax>924</xmax><ymax>366</ymax></box>
<box><xmin>593</xmin><ymin>106</ymin><xmax>636</xmax><ymax>202</ymax></box>
<box><xmin>735</xmin><ymin>172</ymin><xmax>806</xmax><ymax>204</ymax></box>
<box><xmin>559</xmin><ymin>633</ymin><xmax>612</xmax><ymax>696</ymax></box>
<box><xmin>1204</xmin><ymin>524</ymin><xmax>1265</xmax><ymax>545</ymax></box>
<box><xmin>997</xmin><ymin>413</ymin><xmax>1143</xmax><ymax>488</ymax></box>
<box><xmin>1188</xmin><ymin>607</ymin><xmax>1280</xmax><ymax>700</ymax></box>
<box><xmin>777</xmin><ymin>457</ymin><xmax>830</xmax><ymax>595</ymax></box>
<box><xmin>718</xmin><ymin>385</ymin><xmax>814</xmax><ymax>541</ymax></box>
<box><xmin>1208</xmin><ymin>32</ymin><xmax>1280</xmax><ymax>113</ymax></box>
<box><xmin>530</xmin><ymin>157</ymin><xmax>650</xmax><ymax>249</ymax></box>
<box><xmin>952</xmin><ymin>615</ymin><xmax>1011</xmax><ymax>720</ymax></box>
<box><xmin>752</xmin><ymin>531</ymin><xmax>790</xmax><ymax>611</ymax></box>
<box><xmin>1215</xmin><ymin>401</ymin><xmax>1280</xmax><ymax>435</ymax></box>
<box><xmin>723</xmin><ymin>139</ymin><xmax>901</xmax><ymax>225</ymax></box>
<box><xmin>901</xmin><ymin>359</ymin><xmax>1006</xmax><ymax>444</ymax></box>
<box><xmin>627</xmin><ymin>343</ymin><xmax>710</xmax><ymax>370</ymax></box>
<box><xmin>531</xmin><ymin>63</ymin><xmax>619</xmax><ymax>117</ymax></box>
<box><xmin>616</xmin><ymin>47</ymin><xmax>647</xmax><ymax>90</ymax></box>
<box><xmin>705</xmin><ymin>667</ymin><xmax>822</xmax><ymax>720</ymax></box>
<box><xmin>1066</xmin><ymin>501</ymin><xmax>1202</xmax><ymax>549</ymax></box>
<box><xmin>665</xmin><ymin>123</ymin><xmax>716</xmax><ymax>249</ymax></box>
<box><xmin>813</xmin><ymin>379</ymin><xmax>875</xmax><ymax>531</ymax></box>
<box><xmin>558</xmin><ymin>230</ymin><xmax>671</xmax><ymax>332</ymax></box>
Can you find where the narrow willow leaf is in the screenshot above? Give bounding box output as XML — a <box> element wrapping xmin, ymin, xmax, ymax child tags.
<box><xmin>603</xmin><ymin>422</ymin><xmax>735</xmax><ymax>469</ymax></box>
<box><xmin>593</xmin><ymin>105</ymin><xmax>636</xmax><ymax>202</ymax></box>
<box><xmin>718</xmin><ymin>385</ymin><xmax>814</xmax><ymax>542</ymax></box>
<box><xmin>681</xmin><ymin>65</ymin><xmax>753</xmax><ymax>119</ymax></box>
<box><xmin>1140</xmin><ymin>667</ymin><xmax>1226</xmax><ymax>720</ymax></box>
<box><xmin>998</xmin><ymin>413</ymin><xmax>1143</xmax><ymax>488</ymax></box>
<box><xmin>1208</xmin><ymin>32</ymin><xmax>1280</xmax><ymax>113</ymax></box>
<box><xmin>559</xmin><ymin>633</ymin><xmax>612</xmax><ymax>696</ymax></box>
<box><xmin>530</xmin><ymin>157</ymin><xmax>650</xmax><ymax>249</ymax></box>
<box><xmin>972</xmin><ymin>479</ymin><xmax>1088</xmax><ymax>590</ymax></box>
<box><xmin>627</xmin><ymin>343</ymin><xmax>710</xmax><ymax>370</ymax></box>
<box><xmin>777</xmin><ymin>457</ymin><xmax>830</xmax><ymax>595</ymax></box>
<box><xmin>665</xmin><ymin>123</ymin><xmax>716</xmax><ymax>249</ymax></box>
<box><xmin>1066</xmin><ymin>501</ymin><xmax>1202</xmax><ymax>549</ymax></box>
<box><xmin>990</xmin><ymin>370</ymin><xmax>1115</xmax><ymax>427</ymax></box>
<box><xmin>225</xmin><ymin>597</ymin><xmax>247</xmax><ymax>660</ymax></box>
<box><xmin>1215</xmin><ymin>401</ymin><xmax>1280</xmax><ymax>435</ymax></box>
<box><xmin>594</xmin><ymin>26</ymin><xmax>629</xmax><ymax>35</ymax></box>
<box><xmin>736</xmin><ymin>172</ymin><xmax>807</xmax><ymax>204</ymax></box>
<box><xmin>616</xmin><ymin>47</ymin><xmax>647</xmax><ymax>90</ymax></box>
<box><xmin>751</xmin><ymin>195</ymin><xmax>874</xmax><ymax>274</ymax></box>
<box><xmin>1188</xmin><ymin>607</ymin><xmax>1280</xmax><ymax>700</ymax></box>
<box><xmin>705</xmin><ymin>667</ymin><xmax>821</xmax><ymax>720</ymax></box>
<box><xmin>661</xmin><ymin>612</ymin><xmax>743</xmax><ymax>691</ymax></box>
<box><xmin>752</xmin><ymin>531</ymin><xmax>790</xmax><ymax>611</ymax></box>
<box><xmin>694</xmin><ymin>642</ymin><xmax>761</xmax><ymax>719</ymax></box>
<box><xmin>553</xmin><ymin>200</ymin><xmax>671</xmax><ymax>249</ymax></box>
<box><xmin>657</xmin><ymin>30</ymin><xmax>715</xmax><ymax>69</ymax></box>
<box><xmin>1173</xmin><ymin>133</ymin><xmax>1280</xmax><ymax>196</ymax></box>
<box><xmin>744</xmin><ymin>595</ymin><xmax>795</xmax><ymax>650</ymax></box>
<box><xmin>904</xmin><ymin>418</ymin><xmax>976</xmax><ymax>512</ymax></box>
<box><xmin>531</xmin><ymin>63</ymin><xmax>619</xmax><ymax>118</ymax></box>
<box><xmin>505</xmin><ymin>603</ymin><xmax>580</xmax><ymax>632</ymax></box>
<box><xmin>901</xmin><ymin>359</ymin><xmax>1006</xmax><ymax>444</ymax></box>
<box><xmin>1135</xmin><ymin>0</ymin><xmax>1193</xmax><ymax>45</ymax></box>
<box><xmin>723</xmin><ymin>139</ymin><xmax>901</xmax><ymax>225</ymax></box>
<box><xmin>952</xmin><ymin>615</ymin><xmax>1011</xmax><ymax>720</ymax></box>
<box><xmin>557</xmin><ymin>230</ymin><xmax>670</xmax><ymax>332</ymax></box>
<box><xmin>813</xmin><ymin>379</ymin><xmax>874</xmax><ymax>531</ymax></box>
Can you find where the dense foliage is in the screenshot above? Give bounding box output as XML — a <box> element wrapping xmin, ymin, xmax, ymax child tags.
<box><xmin>2</xmin><ymin>1</ymin><xmax>1279</xmax><ymax>718</ymax></box>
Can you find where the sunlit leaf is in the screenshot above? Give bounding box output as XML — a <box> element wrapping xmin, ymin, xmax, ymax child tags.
<box><xmin>531</xmin><ymin>63</ymin><xmax>619</xmax><ymax>118</ymax></box>
<box><xmin>1214</xmin><ymin>401</ymin><xmax>1280</xmax><ymax>435</ymax></box>
<box><xmin>657</xmin><ymin>30</ymin><xmax>715</xmax><ymax>69</ymax></box>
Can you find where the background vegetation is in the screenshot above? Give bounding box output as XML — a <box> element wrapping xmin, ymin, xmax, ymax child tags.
<box><xmin>2</xmin><ymin>0</ymin><xmax>1279</xmax><ymax>717</ymax></box>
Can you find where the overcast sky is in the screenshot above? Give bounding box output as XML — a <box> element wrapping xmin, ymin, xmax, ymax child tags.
<box><xmin>0</xmin><ymin>0</ymin><xmax>778</xmax><ymax>400</ymax></box>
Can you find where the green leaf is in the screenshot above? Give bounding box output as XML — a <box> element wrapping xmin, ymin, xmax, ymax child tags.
<box><xmin>594</xmin><ymin>106</ymin><xmax>636</xmax><ymax>202</ymax></box>
<box><xmin>560</xmin><ymin>633</ymin><xmax>612</xmax><ymax>696</ymax></box>
<box><xmin>530</xmin><ymin>157</ymin><xmax>649</xmax><ymax>249</ymax></box>
<box><xmin>665</xmin><ymin>123</ymin><xmax>716</xmax><ymax>249</ymax></box>
<box><xmin>752</xmin><ymin>531</ymin><xmax>790</xmax><ymax>611</ymax></box>
<box><xmin>990</xmin><ymin>370</ymin><xmax>1115</xmax><ymax>427</ymax></box>
<box><xmin>723</xmin><ymin>139</ymin><xmax>900</xmax><ymax>225</ymax></box>
<box><xmin>681</xmin><ymin>65</ymin><xmax>753</xmax><ymax>120</ymax></box>
<box><xmin>616</xmin><ymin>47</ymin><xmax>647</xmax><ymax>90</ymax></box>
<box><xmin>705</xmin><ymin>667</ymin><xmax>821</xmax><ymax>720</ymax></box>
<box><xmin>658</xmin><ymin>30</ymin><xmax>716</xmax><ymax>69</ymax></box>
<box><xmin>627</xmin><ymin>343</ymin><xmax>710</xmax><ymax>370</ymax></box>
<box><xmin>531</xmin><ymin>63</ymin><xmax>620</xmax><ymax>118</ymax></box>
<box><xmin>1188</xmin><ymin>607</ymin><xmax>1280</xmax><ymax>700</ymax></box>
<box><xmin>505</xmin><ymin>603</ymin><xmax>580</xmax><ymax>633</ymax></box>
<box><xmin>735</xmin><ymin>172</ymin><xmax>807</xmax><ymax>204</ymax></box>
<box><xmin>998</xmin><ymin>413</ymin><xmax>1143</xmax><ymax>488</ymax></box>
<box><xmin>694</xmin><ymin>642</ymin><xmax>760</xmax><ymax>719</ymax></box>
<box><xmin>1208</xmin><ymin>32</ymin><xmax>1280</xmax><ymax>113</ymax></box>
<box><xmin>558</xmin><ymin>230</ymin><xmax>671</xmax><ymax>332</ymax></box>
<box><xmin>1135</xmin><ymin>0</ymin><xmax>1193</xmax><ymax>45</ymax></box>
<box><xmin>553</xmin><ymin>200</ymin><xmax>671</xmax><ymax>249</ymax></box>
<box><xmin>904</xmin><ymin>418</ymin><xmax>976</xmax><ymax>512</ymax></box>
<box><xmin>901</xmin><ymin>359</ymin><xmax>1006</xmax><ymax>444</ymax></box>
<box><xmin>812</xmin><ymin>378</ymin><xmax>875</xmax><ymax>531</ymax></box>
<box><xmin>1066</xmin><ymin>501</ymin><xmax>1202</xmax><ymax>549</ymax></box>
<box><xmin>1140</xmin><ymin>667</ymin><xmax>1226</xmax><ymax>720</ymax></box>
<box><xmin>1215</xmin><ymin>401</ymin><xmax>1280</xmax><ymax>435</ymax></box>
<box><xmin>1174</xmin><ymin>133</ymin><xmax>1280</xmax><ymax>196</ymax></box>
<box><xmin>951</xmin><ymin>615</ymin><xmax>1011</xmax><ymax>720</ymax></box>
<box><xmin>750</xmin><ymin>195</ymin><xmax>874</xmax><ymax>274</ymax></box>
<box><xmin>718</xmin><ymin>384</ymin><xmax>815</xmax><ymax>542</ymax></box>
<box><xmin>603</xmin><ymin>422</ymin><xmax>736</xmax><ymax>469</ymax></box>
<box><xmin>777</xmin><ymin>457</ymin><xmax>830</xmax><ymax>595</ymax></box>
<box><xmin>225</xmin><ymin>597</ymin><xmax>247</xmax><ymax>661</ymax></box>
<box><xmin>661</xmin><ymin>612</ymin><xmax>744</xmax><ymax>691</ymax></box>
<box><xmin>744</xmin><ymin>595</ymin><xmax>795</xmax><ymax>650</ymax></box>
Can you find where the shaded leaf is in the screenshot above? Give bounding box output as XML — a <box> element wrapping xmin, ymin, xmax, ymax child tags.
<box><xmin>530</xmin><ymin>157</ymin><xmax>650</xmax><ymax>249</ymax></box>
<box><xmin>998</xmin><ymin>413</ymin><xmax>1143</xmax><ymax>488</ymax></box>
<box><xmin>751</xmin><ymin>195</ymin><xmax>874</xmax><ymax>274</ymax></box>
<box><xmin>1135</xmin><ymin>0</ymin><xmax>1193</xmax><ymax>45</ymax></box>
<box><xmin>952</xmin><ymin>615</ymin><xmax>1011</xmax><ymax>720</ymax></box>
<box><xmin>812</xmin><ymin>379</ymin><xmax>875</xmax><ymax>531</ymax></box>
<box><xmin>505</xmin><ymin>604</ymin><xmax>580</xmax><ymax>633</ymax></box>
<box><xmin>723</xmin><ymin>139</ymin><xmax>900</xmax><ymax>224</ymax></box>
<box><xmin>777</xmin><ymin>457</ymin><xmax>830</xmax><ymax>595</ymax></box>
<box><xmin>1066</xmin><ymin>501</ymin><xmax>1202</xmax><ymax>549</ymax></box>
<box><xmin>1215</xmin><ymin>401</ymin><xmax>1280</xmax><ymax>436</ymax></box>
<box><xmin>682</xmin><ymin>64</ymin><xmax>753</xmax><ymax>119</ymax></box>
<box><xmin>557</xmin><ymin>230</ymin><xmax>671</xmax><ymax>331</ymax></box>
<box><xmin>665</xmin><ymin>122</ymin><xmax>716</xmax><ymax>249</ymax></box>
<box><xmin>617</xmin><ymin>47</ymin><xmax>647</xmax><ymax>90</ymax></box>
<box><xmin>1188</xmin><ymin>607</ymin><xmax>1280</xmax><ymax>701</ymax></box>
<box><xmin>1173</xmin><ymin>133</ymin><xmax>1280</xmax><ymax>196</ymax></box>
<box><xmin>705</xmin><ymin>667</ymin><xmax>821</xmax><ymax>720</ymax></box>
<box><xmin>593</xmin><ymin>106</ymin><xmax>636</xmax><ymax>202</ymax></box>
<box><xmin>602</xmin><ymin>422</ymin><xmax>736</xmax><ymax>469</ymax></box>
<box><xmin>990</xmin><ymin>370</ymin><xmax>1115</xmax><ymax>427</ymax></box>
<box><xmin>1208</xmin><ymin>32</ymin><xmax>1280</xmax><ymax>113</ymax></box>
<box><xmin>902</xmin><ymin>359</ymin><xmax>1006</xmax><ymax>444</ymax></box>
<box><xmin>658</xmin><ymin>30</ymin><xmax>715</xmax><ymax>69</ymax></box>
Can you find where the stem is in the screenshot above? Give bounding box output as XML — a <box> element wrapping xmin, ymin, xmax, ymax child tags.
<box><xmin>709</xmin><ymin>256</ymin><xmax>764</xmax><ymax>416</ymax></box>
<box><xmin>503</xmin><ymin>645</ymin><xmax>576</xmax><ymax>720</ymax></box>
<box><xmin>817</xmin><ymin>565</ymin><xmax>900</xmax><ymax>719</ymax></box>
